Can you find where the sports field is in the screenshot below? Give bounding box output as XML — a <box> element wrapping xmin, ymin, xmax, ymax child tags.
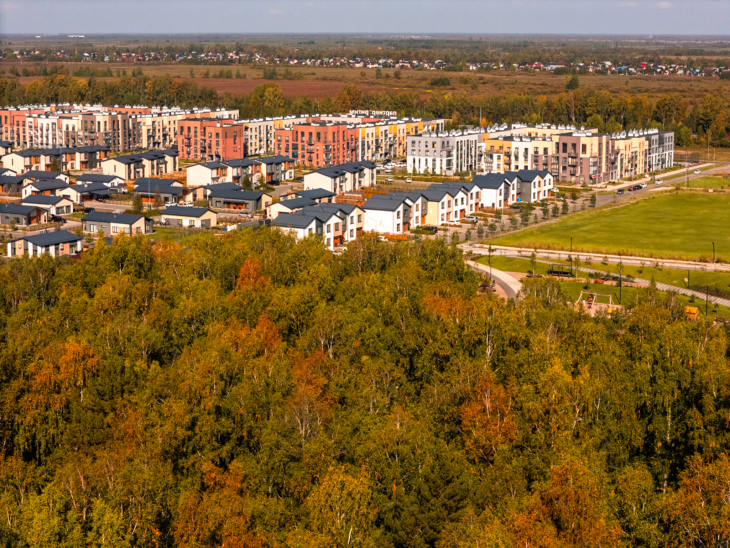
<box><xmin>490</xmin><ymin>193</ymin><xmax>730</xmax><ymax>261</ymax></box>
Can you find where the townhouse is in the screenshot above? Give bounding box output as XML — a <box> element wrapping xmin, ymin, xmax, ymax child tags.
<box><xmin>272</xmin><ymin>214</ymin><xmax>322</xmax><ymax>243</ymax></box>
<box><xmin>502</xmin><ymin>170</ymin><xmax>554</xmax><ymax>202</ymax></box>
<box><xmin>1</xmin><ymin>146</ymin><xmax>110</xmax><ymax>173</ymax></box>
<box><xmin>362</xmin><ymin>194</ymin><xmax>412</xmax><ymax>234</ymax></box>
<box><xmin>7</xmin><ymin>230</ymin><xmax>83</xmax><ymax>258</ymax></box>
<box><xmin>81</xmin><ymin>212</ymin><xmax>154</xmax><ymax>235</ymax></box>
<box><xmin>407</xmin><ymin>130</ymin><xmax>480</xmax><ymax>176</ymax></box>
<box><xmin>185</xmin><ymin>156</ymin><xmax>295</xmax><ymax>187</ymax></box>
<box><xmin>281</xmin><ymin>189</ymin><xmax>335</xmax><ymax>203</ymax></box>
<box><xmin>102</xmin><ymin>149</ymin><xmax>178</xmax><ymax>180</ymax></box>
<box><xmin>0</xmin><ymin>176</ymin><xmax>25</xmax><ymax>194</ymax></box>
<box><xmin>303</xmin><ymin>161</ymin><xmax>377</xmax><ymax>194</ymax></box>
<box><xmin>267</xmin><ymin>197</ymin><xmax>318</xmax><ymax>219</ymax></box>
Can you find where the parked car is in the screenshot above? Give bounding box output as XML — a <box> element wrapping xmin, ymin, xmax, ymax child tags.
<box><xmin>179</xmin><ymin>202</ymin><xmax>195</xmax><ymax>207</ymax></box>
<box><xmin>464</xmin><ymin>215</ymin><xmax>479</xmax><ymax>223</ymax></box>
<box><xmin>405</xmin><ymin>178</ymin><xmax>412</xmax><ymax>183</ymax></box>
<box><xmin>386</xmin><ymin>177</ymin><xmax>394</xmax><ymax>183</ymax></box>
<box><xmin>83</xmin><ymin>207</ymin><xmax>95</xmax><ymax>213</ymax></box>
<box><xmin>639</xmin><ymin>182</ymin><xmax>647</xmax><ymax>188</ymax></box>
<box><xmin>50</xmin><ymin>214</ymin><xmax>66</xmax><ymax>223</ymax></box>
<box><xmin>422</xmin><ymin>226</ymin><xmax>438</xmax><ymax>233</ymax></box>
<box><xmin>616</xmin><ymin>188</ymin><xmax>624</xmax><ymax>194</ymax></box>
<box><xmin>694</xmin><ymin>169</ymin><xmax>701</xmax><ymax>174</ymax></box>
<box><xmin>294</xmin><ymin>176</ymin><xmax>304</xmax><ymax>182</ymax></box>
<box><xmin>655</xmin><ymin>179</ymin><xmax>663</xmax><ymax>184</ymax></box>
<box><xmin>378</xmin><ymin>236</ymin><xmax>388</xmax><ymax>242</ymax></box>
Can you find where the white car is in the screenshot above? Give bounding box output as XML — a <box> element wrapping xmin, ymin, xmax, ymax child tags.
<box><xmin>694</xmin><ymin>169</ymin><xmax>701</xmax><ymax>174</ymax></box>
<box><xmin>405</xmin><ymin>178</ymin><xmax>412</xmax><ymax>183</ymax></box>
<box><xmin>179</xmin><ymin>202</ymin><xmax>195</xmax><ymax>207</ymax></box>
<box><xmin>386</xmin><ymin>177</ymin><xmax>394</xmax><ymax>183</ymax></box>
<box><xmin>639</xmin><ymin>182</ymin><xmax>647</xmax><ymax>188</ymax></box>
<box><xmin>464</xmin><ymin>215</ymin><xmax>479</xmax><ymax>223</ymax></box>
<box><xmin>378</xmin><ymin>236</ymin><xmax>388</xmax><ymax>242</ymax></box>
<box><xmin>655</xmin><ymin>179</ymin><xmax>663</xmax><ymax>184</ymax></box>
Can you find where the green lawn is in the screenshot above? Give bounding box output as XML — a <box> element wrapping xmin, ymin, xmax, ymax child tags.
<box><xmin>664</xmin><ymin>164</ymin><xmax>719</xmax><ymax>182</ymax></box>
<box><xmin>684</xmin><ymin>176</ymin><xmax>730</xmax><ymax>189</ymax></box>
<box><xmin>489</xmin><ymin>193</ymin><xmax>730</xmax><ymax>261</ymax></box>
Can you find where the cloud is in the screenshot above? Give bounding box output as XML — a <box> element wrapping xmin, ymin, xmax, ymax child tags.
<box><xmin>657</xmin><ymin>1</ymin><xmax>671</xmax><ymax>7</ymax></box>
<box><xmin>268</xmin><ymin>7</ymin><xmax>283</xmax><ymax>15</ymax></box>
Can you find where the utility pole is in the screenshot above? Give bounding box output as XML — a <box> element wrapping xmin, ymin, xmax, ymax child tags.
<box><xmin>706</xmin><ymin>286</ymin><xmax>709</xmax><ymax>316</ymax></box>
<box><xmin>712</xmin><ymin>241</ymin><xmax>715</xmax><ymax>263</ymax></box>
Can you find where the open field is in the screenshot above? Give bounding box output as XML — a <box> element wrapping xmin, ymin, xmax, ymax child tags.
<box><xmin>489</xmin><ymin>193</ymin><xmax>730</xmax><ymax>261</ymax></box>
<box><xmin>684</xmin><ymin>176</ymin><xmax>730</xmax><ymax>189</ymax></box>
<box><xmin>6</xmin><ymin>60</ymin><xmax>730</xmax><ymax>100</ymax></box>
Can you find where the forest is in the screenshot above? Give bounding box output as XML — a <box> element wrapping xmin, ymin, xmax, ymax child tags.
<box><xmin>0</xmin><ymin>229</ymin><xmax>729</xmax><ymax>547</ymax></box>
<box><xmin>2</xmin><ymin>72</ymin><xmax>730</xmax><ymax>145</ymax></box>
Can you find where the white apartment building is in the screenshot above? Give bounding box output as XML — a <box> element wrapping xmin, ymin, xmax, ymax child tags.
<box><xmin>407</xmin><ymin>130</ymin><xmax>480</xmax><ymax>176</ymax></box>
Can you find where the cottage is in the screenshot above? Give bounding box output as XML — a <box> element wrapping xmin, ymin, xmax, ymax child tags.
<box><xmin>0</xmin><ymin>203</ymin><xmax>48</xmax><ymax>226</ymax></box>
<box><xmin>59</xmin><ymin>182</ymin><xmax>112</xmax><ymax>204</ymax></box>
<box><xmin>7</xmin><ymin>230</ymin><xmax>82</xmax><ymax>257</ymax></box>
<box><xmin>272</xmin><ymin>214</ymin><xmax>322</xmax><ymax>243</ymax></box>
<box><xmin>303</xmin><ymin>161</ymin><xmax>376</xmax><ymax>194</ymax></box>
<box><xmin>82</xmin><ymin>211</ymin><xmax>154</xmax><ymax>235</ymax></box>
<box><xmin>21</xmin><ymin>195</ymin><xmax>74</xmax><ymax>216</ymax></box>
<box><xmin>21</xmin><ymin>170</ymin><xmax>70</xmax><ymax>184</ymax></box>
<box><xmin>363</xmin><ymin>195</ymin><xmax>411</xmax><ymax>234</ymax></box>
<box><xmin>161</xmin><ymin>206</ymin><xmax>218</xmax><ymax>228</ymax></box>
<box><xmin>282</xmin><ymin>188</ymin><xmax>335</xmax><ymax>203</ymax></box>
<box><xmin>185</xmin><ymin>162</ymin><xmax>230</xmax><ymax>187</ymax></box>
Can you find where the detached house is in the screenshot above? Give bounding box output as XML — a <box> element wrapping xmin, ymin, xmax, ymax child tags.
<box><xmin>161</xmin><ymin>206</ymin><xmax>218</xmax><ymax>228</ymax></box>
<box><xmin>82</xmin><ymin>211</ymin><xmax>154</xmax><ymax>235</ymax></box>
<box><xmin>21</xmin><ymin>178</ymin><xmax>69</xmax><ymax>198</ymax></box>
<box><xmin>363</xmin><ymin>195</ymin><xmax>411</xmax><ymax>234</ymax></box>
<box><xmin>0</xmin><ymin>203</ymin><xmax>48</xmax><ymax>226</ymax></box>
<box><xmin>303</xmin><ymin>161</ymin><xmax>376</xmax><ymax>194</ymax></box>
<box><xmin>7</xmin><ymin>230</ymin><xmax>82</xmax><ymax>258</ymax></box>
<box><xmin>21</xmin><ymin>194</ymin><xmax>74</xmax><ymax>216</ymax></box>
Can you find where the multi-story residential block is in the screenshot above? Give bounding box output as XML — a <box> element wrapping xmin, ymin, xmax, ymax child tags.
<box><xmin>275</xmin><ymin>122</ymin><xmax>360</xmax><ymax>167</ymax></box>
<box><xmin>177</xmin><ymin>118</ymin><xmax>243</xmax><ymax>162</ymax></box>
<box><xmin>407</xmin><ymin>130</ymin><xmax>480</xmax><ymax>175</ymax></box>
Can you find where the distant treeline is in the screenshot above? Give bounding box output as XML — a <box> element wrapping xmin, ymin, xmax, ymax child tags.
<box><xmin>2</xmin><ymin>74</ymin><xmax>730</xmax><ymax>145</ymax></box>
<box><xmin>5</xmin><ymin>40</ymin><xmax>730</xmax><ymax>67</ymax></box>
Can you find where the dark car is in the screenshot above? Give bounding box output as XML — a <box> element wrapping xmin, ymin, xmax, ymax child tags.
<box><xmin>294</xmin><ymin>176</ymin><xmax>304</xmax><ymax>182</ymax></box>
<box><xmin>616</xmin><ymin>188</ymin><xmax>624</xmax><ymax>195</ymax></box>
<box><xmin>422</xmin><ymin>225</ymin><xmax>438</xmax><ymax>233</ymax></box>
<box><xmin>83</xmin><ymin>207</ymin><xmax>95</xmax><ymax>213</ymax></box>
<box><xmin>50</xmin><ymin>214</ymin><xmax>66</xmax><ymax>224</ymax></box>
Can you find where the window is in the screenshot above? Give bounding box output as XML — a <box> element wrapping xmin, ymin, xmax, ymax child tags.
<box><xmin>335</xmin><ymin>222</ymin><xmax>340</xmax><ymax>231</ymax></box>
<box><xmin>326</xmin><ymin>238</ymin><xmax>331</xmax><ymax>246</ymax></box>
<box><xmin>326</xmin><ymin>224</ymin><xmax>331</xmax><ymax>233</ymax></box>
<box><xmin>350</xmin><ymin>216</ymin><xmax>354</xmax><ymax>224</ymax></box>
<box><xmin>396</xmin><ymin>223</ymin><xmax>401</xmax><ymax>232</ymax></box>
<box><xmin>357</xmin><ymin>214</ymin><xmax>362</xmax><ymax>223</ymax></box>
<box><xmin>308</xmin><ymin>228</ymin><xmax>313</xmax><ymax>235</ymax></box>
<box><xmin>562</xmin><ymin>143</ymin><xmax>567</xmax><ymax>153</ymax></box>
<box><xmin>581</xmin><ymin>144</ymin><xmax>587</xmax><ymax>154</ymax></box>
<box><xmin>441</xmin><ymin>202</ymin><xmax>445</xmax><ymax>210</ymax></box>
<box><xmin>349</xmin><ymin>229</ymin><xmax>354</xmax><ymax>238</ymax></box>
<box><xmin>112</xmin><ymin>226</ymin><xmax>118</xmax><ymax>233</ymax></box>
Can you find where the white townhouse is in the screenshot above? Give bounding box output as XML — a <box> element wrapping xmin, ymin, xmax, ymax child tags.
<box><xmin>362</xmin><ymin>195</ymin><xmax>411</xmax><ymax>234</ymax></box>
<box><xmin>303</xmin><ymin>161</ymin><xmax>377</xmax><ymax>194</ymax></box>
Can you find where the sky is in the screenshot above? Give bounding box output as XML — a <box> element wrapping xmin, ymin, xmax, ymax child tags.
<box><xmin>1</xmin><ymin>0</ymin><xmax>729</xmax><ymax>36</ymax></box>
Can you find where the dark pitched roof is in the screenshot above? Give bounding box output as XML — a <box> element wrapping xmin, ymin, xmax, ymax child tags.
<box><xmin>27</xmin><ymin>179</ymin><xmax>69</xmax><ymax>191</ymax></box>
<box><xmin>69</xmin><ymin>182</ymin><xmax>111</xmax><ymax>194</ymax></box>
<box><xmin>273</xmin><ymin>197</ymin><xmax>316</xmax><ymax>210</ymax></box>
<box><xmin>503</xmin><ymin>170</ymin><xmax>551</xmax><ymax>181</ymax></box>
<box><xmin>0</xmin><ymin>203</ymin><xmax>43</xmax><ymax>215</ymax></box>
<box><xmin>470</xmin><ymin>174</ymin><xmax>511</xmax><ymax>189</ymax></box>
<box><xmin>14</xmin><ymin>230</ymin><xmax>82</xmax><ymax>247</ymax></box>
<box><xmin>256</xmin><ymin>155</ymin><xmax>294</xmax><ymax>165</ymax></box>
<box><xmin>206</xmin><ymin>182</ymin><xmax>242</xmax><ymax>192</ymax></box>
<box><xmin>272</xmin><ymin>214</ymin><xmax>318</xmax><ymax>229</ymax></box>
<box><xmin>293</xmin><ymin>188</ymin><xmax>335</xmax><ymax>200</ymax></box>
<box><xmin>21</xmin><ymin>195</ymin><xmax>67</xmax><ymax>205</ymax></box>
<box><xmin>223</xmin><ymin>158</ymin><xmax>258</xmax><ymax>168</ymax></box>
<box><xmin>23</xmin><ymin>170</ymin><xmax>64</xmax><ymax>179</ymax></box>
<box><xmin>0</xmin><ymin>141</ymin><xmax>12</xmax><ymax>148</ymax></box>
<box><xmin>75</xmin><ymin>174</ymin><xmax>121</xmax><ymax>184</ymax></box>
<box><xmin>209</xmin><ymin>189</ymin><xmax>267</xmax><ymax>201</ymax></box>
<box><xmin>313</xmin><ymin>161</ymin><xmax>375</xmax><ymax>179</ymax></box>
<box><xmin>190</xmin><ymin>161</ymin><xmax>229</xmax><ymax>170</ymax></box>
<box><xmin>0</xmin><ymin>176</ymin><xmax>24</xmax><ymax>185</ymax></box>
<box><xmin>162</xmin><ymin>206</ymin><xmax>214</xmax><ymax>218</ymax></box>
<box><xmin>363</xmin><ymin>197</ymin><xmax>406</xmax><ymax>211</ymax></box>
<box><xmin>0</xmin><ymin>168</ymin><xmax>16</xmax><ymax>176</ymax></box>
<box><xmin>82</xmin><ymin>211</ymin><xmax>146</xmax><ymax>225</ymax></box>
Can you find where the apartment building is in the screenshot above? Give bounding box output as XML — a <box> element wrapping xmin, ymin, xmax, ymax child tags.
<box><xmin>177</xmin><ymin>118</ymin><xmax>244</xmax><ymax>162</ymax></box>
<box><xmin>0</xmin><ymin>104</ymin><xmax>238</xmax><ymax>153</ymax></box>
<box><xmin>645</xmin><ymin>129</ymin><xmax>675</xmax><ymax>172</ymax></box>
<box><xmin>608</xmin><ymin>131</ymin><xmax>649</xmax><ymax>180</ymax></box>
<box><xmin>276</xmin><ymin>122</ymin><xmax>360</xmax><ymax>167</ymax></box>
<box><xmin>407</xmin><ymin>130</ymin><xmax>480</xmax><ymax>175</ymax></box>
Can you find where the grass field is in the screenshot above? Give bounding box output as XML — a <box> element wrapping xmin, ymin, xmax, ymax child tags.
<box><xmin>489</xmin><ymin>193</ymin><xmax>730</xmax><ymax>261</ymax></box>
<box><xmin>684</xmin><ymin>176</ymin><xmax>730</xmax><ymax>189</ymax></box>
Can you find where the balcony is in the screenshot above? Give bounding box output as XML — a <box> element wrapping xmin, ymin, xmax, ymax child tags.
<box><xmin>568</xmin><ymin>151</ymin><xmax>578</xmax><ymax>158</ymax></box>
